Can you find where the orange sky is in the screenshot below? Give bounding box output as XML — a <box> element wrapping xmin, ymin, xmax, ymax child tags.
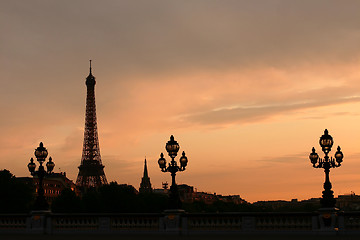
<box><xmin>1</xmin><ymin>1</ymin><xmax>360</xmax><ymax>202</ymax></box>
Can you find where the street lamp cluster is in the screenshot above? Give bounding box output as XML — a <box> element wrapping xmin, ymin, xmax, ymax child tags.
<box><xmin>156</xmin><ymin>130</ymin><xmax>345</xmax><ymax>211</ymax></box>
<box><xmin>158</xmin><ymin>135</ymin><xmax>188</xmax><ymax>209</ymax></box>
<box><xmin>27</xmin><ymin>131</ymin><xmax>344</xmax><ymax>212</ymax></box>
<box><xmin>28</xmin><ymin>142</ymin><xmax>55</xmax><ymax>210</ymax></box>
<box><xmin>309</xmin><ymin>129</ymin><xmax>344</xmax><ymax>209</ymax></box>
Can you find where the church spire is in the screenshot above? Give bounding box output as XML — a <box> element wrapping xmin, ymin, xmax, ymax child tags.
<box><xmin>143</xmin><ymin>158</ymin><xmax>149</xmax><ymax>178</ymax></box>
<box><xmin>89</xmin><ymin>59</ymin><xmax>92</xmax><ymax>74</ymax></box>
<box><xmin>139</xmin><ymin>158</ymin><xmax>152</xmax><ymax>193</ymax></box>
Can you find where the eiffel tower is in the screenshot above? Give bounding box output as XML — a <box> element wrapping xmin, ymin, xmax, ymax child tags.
<box><xmin>76</xmin><ymin>60</ymin><xmax>107</xmax><ymax>188</ymax></box>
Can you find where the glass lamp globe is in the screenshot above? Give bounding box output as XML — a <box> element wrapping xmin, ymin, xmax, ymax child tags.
<box><xmin>179</xmin><ymin>151</ymin><xmax>188</xmax><ymax>168</ymax></box>
<box><xmin>28</xmin><ymin>158</ymin><xmax>36</xmax><ymax>173</ymax></box>
<box><xmin>166</xmin><ymin>135</ymin><xmax>180</xmax><ymax>158</ymax></box>
<box><xmin>319</xmin><ymin>129</ymin><xmax>333</xmax><ymax>153</ymax></box>
<box><xmin>34</xmin><ymin>142</ymin><xmax>48</xmax><ymax>163</ymax></box>
<box><xmin>309</xmin><ymin>147</ymin><xmax>319</xmax><ymax>164</ymax></box>
<box><xmin>158</xmin><ymin>153</ymin><xmax>166</xmax><ymax>169</ymax></box>
<box><xmin>335</xmin><ymin>146</ymin><xmax>344</xmax><ymax>163</ymax></box>
<box><xmin>46</xmin><ymin>156</ymin><xmax>55</xmax><ymax>173</ymax></box>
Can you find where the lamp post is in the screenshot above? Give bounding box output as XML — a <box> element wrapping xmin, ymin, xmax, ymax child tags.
<box><xmin>158</xmin><ymin>135</ymin><xmax>188</xmax><ymax>209</ymax></box>
<box><xmin>309</xmin><ymin>129</ymin><xmax>343</xmax><ymax>209</ymax></box>
<box><xmin>28</xmin><ymin>142</ymin><xmax>55</xmax><ymax>210</ymax></box>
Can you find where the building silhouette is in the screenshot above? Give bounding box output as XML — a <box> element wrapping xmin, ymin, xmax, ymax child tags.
<box><xmin>337</xmin><ymin>193</ymin><xmax>360</xmax><ymax>210</ymax></box>
<box><xmin>139</xmin><ymin>158</ymin><xmax>152</xmax><ymax>193</ymax></box>
<box><xmin>18</xmin><ymin>172</ymin><xmax>77</xmax><ymax>204</ymax></box>
<box><xmin>153</xmin><ymin>182</ymin><xmax>169</xmax><ymax>195</ymax></box>
<box><xmin>76</xmin><ymin>61</ymin><xmax>107</xmax><ymax>188</ymax></box>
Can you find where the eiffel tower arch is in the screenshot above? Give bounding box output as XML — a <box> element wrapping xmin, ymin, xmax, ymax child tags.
<box><xmin>76</xmin><ymin>61</ymin><xmax>107</xmax><ymax>188</ymax></box>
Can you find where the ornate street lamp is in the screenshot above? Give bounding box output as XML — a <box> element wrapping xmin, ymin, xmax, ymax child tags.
<box><xmin>28</xmin><ymin>142</ymin><xmax>55</xmax><ymax>210</ymax></box>
<box><xmin>309</xmin><ymin>129</ymin><xmax>343</xmax><ymax>209</ymax></box>
<box><xmin>158</xmin><ymin>135</ymin><xmax>188</xmax><ymax>209</ymax></box>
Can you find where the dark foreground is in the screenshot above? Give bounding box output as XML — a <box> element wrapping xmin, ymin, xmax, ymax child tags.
<box><xmin>1</xmin><ymin>234</ymin><xmax>360</xmax><ymax>240</ymax></box>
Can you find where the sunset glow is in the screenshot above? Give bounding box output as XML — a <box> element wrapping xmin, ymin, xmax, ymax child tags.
<box><xmin>1</xmin><ymin>0</ymin><xmax>360</xmax><ymax>202</ymax></box>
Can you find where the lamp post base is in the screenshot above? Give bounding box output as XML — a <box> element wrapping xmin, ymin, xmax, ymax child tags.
<box><xmin>163</xmin><ymin>209</ymin><xmax>186</xmax><ymax>233</ymax></box>
<box><xmin>29</xmin><ymin>210</ymin><xmax>52</xmax><ymax>234</ymax></box>
<box><xmin>317</xmin><ymin>207</ymin><xmax>339</xmax><ymax>231</ymax></box>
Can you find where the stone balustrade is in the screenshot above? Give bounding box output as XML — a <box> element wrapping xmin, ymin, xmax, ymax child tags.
<box><xmin>110</xmin><ymin>214</ymin><xmax>161</xmax><ymax>230</ymax></box>
<box><xmin>187</xmin><ymin>213</ymin><xmax>243</xmax><ymax>231</ymax></box>
<box><xmin>339</xmin><ymin>212</ymin><xmax>360</xmax><ymax>231</ymax></box>
<box><xmin>2</xmin><ymin>211</ymin><xmax>360</xmax><ymax>235</ymax></box>
<box><xmin>0</xmin><ymin>214</ymin><xmax>28</xmax><ymax>231</ymax></box>
<box><xmin>52</xmin><ymin>215</ymin><xmax>99</xmax><ymax>230</ymax></box>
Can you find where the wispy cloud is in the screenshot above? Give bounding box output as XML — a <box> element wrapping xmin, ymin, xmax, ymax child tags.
<box><xmin>256</xmin><ymin>152</ymin><xmax>308</xmax><ymax>164</ymax></box>
<box><xmin>181</xmin><ymin>97</ymin><xmax>360</xmax><ymax>126</ymax></box>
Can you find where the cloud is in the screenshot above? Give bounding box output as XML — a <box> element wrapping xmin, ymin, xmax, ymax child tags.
<box><xmin>2</xmin><ymin>0</ymin><xmax>360</xmax><ymax>78</ymax></box>
<box><xmin>181</xmin><ymin>95</ymin><xmax>360</xmax><ymax>126</ymax></box>
<box><xmin>257</xmin><ymin>152</ymin><xmax>306</xmax><ymax>163</ymax></box>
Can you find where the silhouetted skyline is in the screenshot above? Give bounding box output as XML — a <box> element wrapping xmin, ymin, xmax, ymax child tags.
<box><xmin>1</xmin><ymin>1</ymin><xmax>360</xmax><ymax>202</ymax></box>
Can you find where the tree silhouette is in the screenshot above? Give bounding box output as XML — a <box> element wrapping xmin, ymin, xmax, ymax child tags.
<box><xmin>0</xmin><ymin>169</ymin><xmax>34</xmax><ymax>213</ymax></box>
<box><xmin>51</xmin><ymin>188</ymin><xmax>82</xmax><ymax>213</ymax></box>
<box><xmin>51</xmin><ymin>182</ymin><xmax>169</xmax><ymax>213</ymax></box>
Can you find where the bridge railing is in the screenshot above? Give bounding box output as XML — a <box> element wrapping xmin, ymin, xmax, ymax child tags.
<box><xmin>0</xmin><ymin>214</ymin><xmax>29</xmax><ymax>234</ymax></box>
<box><xmin>186</xmin><ymin>212</ymin><xmax>315</xmax><ymax>233</ymax></box>
<box><xmin>50</xmin><ymin>213</ymin><xmax>162</xmax><ymax>233</ymax></box>
<box><xmin>2</xmin><ymin>211</ymin><xmax>360</xmax><ymax>235</ymax></box>
<box><xmin>338</xmin><ymin>211</ymin><xmax>360</xmax><ymax>232</ymax></box>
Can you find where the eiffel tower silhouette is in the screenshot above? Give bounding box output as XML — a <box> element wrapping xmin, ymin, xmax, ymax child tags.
<box><xmin>76</xmin><ymin>60</ymin><xmax>107</xmax><ymax>188</ymax></box>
